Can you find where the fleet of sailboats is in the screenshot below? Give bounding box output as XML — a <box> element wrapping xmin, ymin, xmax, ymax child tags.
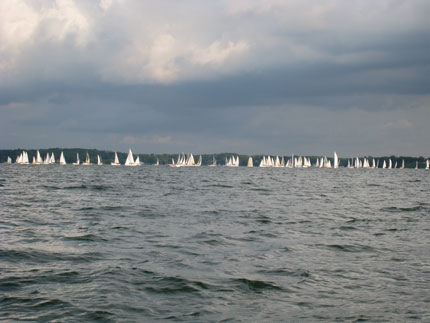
<box><xmin>5</xmin><ymin>150</ymin><xmax>430</xmax><ymax>169</ymax></box>
<box><xmin>225</xmin><ymin>156</ymin><xmax>239</xmax><ymax>167</ymax></box>
<box><xmin>170</xmin><ymin>153</ymin><xmax>202</xmax><ymax>167</ymax></box>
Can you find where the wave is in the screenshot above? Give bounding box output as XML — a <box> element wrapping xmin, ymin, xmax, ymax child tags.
<box><xmin>0</xmin><ymin>248</ymin><xmax>102</xmax><ymax>264</ymax></box>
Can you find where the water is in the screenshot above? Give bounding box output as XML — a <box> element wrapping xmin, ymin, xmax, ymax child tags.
<box><xmin>1</xmin><ymin>165</ymin><xmax>429</xmax><ymax>322</ymax></box>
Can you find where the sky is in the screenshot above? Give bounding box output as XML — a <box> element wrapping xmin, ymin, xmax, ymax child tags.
<box><xmin>1</xmin><ymin>0</ymin><xmax>430</xmax><ymax>156</ymax></box>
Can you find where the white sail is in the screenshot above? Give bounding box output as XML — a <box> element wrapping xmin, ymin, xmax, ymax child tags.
<box><xmin>35</xmin><ymin>150</ymin><xmax>43</xmax><ymax>164</ymax></box>
<box><xmin>49</xmin><ymin>152</ymin><xmax>55</xmax><ymax>164</ymax></box>
<box><xmin>333</xmin><ymin>152</ymin><xmax>339</xmax><ymax>168</ymax></box>
<box><xmin>415</xmin><ymin>161</ymin><xmax>418</xmax><ymax>169</ymax></box>
<box><xmin>196</xmin><ymin>155</ymin><xmax>202</xmax><ymax>166</ymax></box>
<box><xmin>73</xmin><ymin>153</ymin><xmax>80</xmax><ymax>165</ymax></box>
<box><xmin>125</xmin><ymin>149</ymin><xmax>135</xmax><ymax>166</ymax></box>
<box><xmin>188</xmin><ymin>154</ymin><xmax>195</xmax><ymax>166</ymax></box>
<box><xmin>400</xmin><ymin>159</ymin><xmax>405</xmax><ymax>169</ymax></box>
<box><xmin>97</xmin><ymin>155</ymin><xmax>102</xmax><ymax>165</ymax></box>
<box><xmin>7</xmin><ymin>156</ymin><xmax>12</xmax><ymax>164</ymax></box>
<box><xmin>154</xmin><ymin>158</ymin><xmax>159</xmax><ymax>166</ymax></box>
<box><xmin>209</xmin><ymin>156</ymin><xmax>216</xmax><ymax>167</ymax></box>
<box><xmin>382</xmin><ymin>160</ymin><xmax>387</xmax><ymax>169</ymax></box>
<box><xmin>259</xmin><ymin>157</ymin><xmax>264</xmax><ymax>167</ymax></box>
<box><xmin>134</xmin><ymin>155</ymin><xmax>141</xmax><ymax>166</ymax></box>
<box><xmin>426</xmin><ymin>159</ymin><xmax>429</xmax><ymax>170</ymax></box>
<box><xmin>23</xmin><ymin>151</ymin><xmax>29</xmax><ymax>164</ymax></box>
<box><xmin>247</xmin><ymin>156</ymin><xmax>253</xmax><ymax>167</ymax></box>
<box><xmin>111</xmin><ymin>152</ymin><xmax>121</xmax><ymax>166</ymax></box>
<box><xmin>82</xmin><ymin>152</ymin><xmax>92</xmax><ymax>165</ymax></box>
<box><xmin>234</xmin><ymin>156</ymin><xmax>239</xmax><ymax>167</ymax></box>
<box><xmin>226</xmin><ymin>156</ymin><xmax>239</xmax><ymax>167</ymax></box>
<box><xmin>59</xmin><ymin>151</ymin><xmax>66</xmax><ymax>165</ymax></box>
<box><xmin>388</xmin><ymin>159</ymin><xmax>392</xmax><ymax>169</ymax></box>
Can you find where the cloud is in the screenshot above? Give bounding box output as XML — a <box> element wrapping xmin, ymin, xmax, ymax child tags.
<box><xmin>3</xmin><ymin>0</ymin><xmax>428</xmax><ymax>83</ymax></box>
<box><xmin>383</xmin><ymin>119</ymin><xmax>413</xmax><ymax>130</ymax></box>
<box><xmin>1</xmin><ymin>0</ymin><xmax>430</xmax><ymax>155</ymax></box>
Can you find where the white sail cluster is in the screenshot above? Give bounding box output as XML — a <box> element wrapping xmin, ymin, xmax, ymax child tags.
<box><xmin>170</xmin><ymin>153</ymin><xmax>202</xmax><ymax>167</ymax></box>
<box><xmin>259</xmin><ymin>155</ymin><xmax>284</xmax><ymax>167</ymax></box>
<box><xmin>124</xmin><ymin>149</ymin><xmax>141</xmax><ymax>166</ymax></box>
<box><xmin>225</xmin><ymin>156</ymin><xmax>239</xmax><ymax>167</ymax></box>
<box><xmin>257</xmin><ymin>154</ymin><xmax>335</xmax><ymax>168</ymax></box>
<box><xmin>5</xmin><ymin>150</ymin><xmax>430</xmax><ymax>170</ymax></box>
<box><xmin>15</xmin><ymin>150</ymin><xmax>58</xmax><ymax>165</ymax></box>
<box><xmin>16</xmin><ymin>151</ymin><xmax>30</xmax><ymax>164</ymax></box>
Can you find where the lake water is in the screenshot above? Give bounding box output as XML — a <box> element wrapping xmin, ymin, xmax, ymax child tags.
<box><xmin>1</xmin><ymin>165</ymin><xmax>429</xmax><ymax>322</ymax></box>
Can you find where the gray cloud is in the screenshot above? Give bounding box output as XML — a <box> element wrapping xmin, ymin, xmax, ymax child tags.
<box><xmin>1</xmin><ymin>0</ymin><xmax>430</xmax><ymax>156</ymax></box>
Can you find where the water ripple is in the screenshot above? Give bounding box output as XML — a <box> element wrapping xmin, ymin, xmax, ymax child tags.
<box><xmin>1</xmin><ymin>165</ymin><xmax>429</xmax><ymax>321</ymax></box>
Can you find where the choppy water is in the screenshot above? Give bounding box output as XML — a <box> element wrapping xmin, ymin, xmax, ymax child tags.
<box><xmin>1</xmin><ymin>165</ymin><xmax>429</xmax><ymax>322</ymax></box>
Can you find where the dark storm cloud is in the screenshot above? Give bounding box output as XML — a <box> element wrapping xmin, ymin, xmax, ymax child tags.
<box><xmin>1</xmin><ymin>0</ymin><xmax>430</xmax><ymax>155</ymax></box>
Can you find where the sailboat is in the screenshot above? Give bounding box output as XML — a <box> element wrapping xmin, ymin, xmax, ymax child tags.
<box><xmin>125</xmin><ymin>149</ymin><xmax>136</xmax><ymax>166</ymax></box>
<box><xmin>228</xmin><ymin>156</ymin><xmax>239</xmax><ymax>167</ymax></box>
<box><xmin>382</xmin><ymin>160</ymin><xmax>387</xmax><ymax>169</ymax></box>
<box><xmin>35</xmin><ymin>150</ymin><xmax>43</xmax><ymax>164</ymax></box>
<box><xmin>7</xmin><ymin>156</ymin><xmax>12</xmax><ymax>164</ymax></box>
<box><xmin>18</xmin><ymin>151</ymin><xmax>29</xmax><ymax>164</ymax></box>
<box><xmin>169</xmin><ymin>158</ymin><xmax>176</xmax><ymax>167</ymax></box>
<box><xmin>97</xmin><ymin>155</ymin><xmax>103</xmax><ymax>165</ymax></box>
<box><xmin>73</xmin><ymin>153</ymin><xmax>80</xmax><ymax>165</ymax></box>
<box><xmin>82</xmin><ymin>152</ymin><xmax>92</xmax><ymax>165</ymax></box>
<box><xmin>154</xmin><ymin>158</ymin><xmax>159</xmax><ymax>166</ymax></box>
<box><xmin>208</xmin><ymin>156</ymin><xmax>217</xmax><ymax>167</ymax></box>
<box><xmin>134</xmin><ymin>155</ymin><xmax>141</xmax><ymax>166</ymax></box>
<box><xmin>400</xmin><ymin>159</ymin><xmax>405</xmax><ymax>169</ymax></box>
<box><xmin>43</xmin><ymin>152</ymin><xmax>50</xmax><ymax>164</ymax></box>
<box><xmin>111</xmin><ymin>152</ymin><xmax>121</xmax><ymax>166</ymax></box>
<box><xmin>59</xmin><ymin>151</ymin><xmax>67</xmax><ymax>165</ymax></box>
<box><xmin>388</xmin><ymin>159</ymin><xmax>392</xmax><ymax>169</ymax></box>
<box><xmin>415</xmin><ymin>161</ymin><xmax>419</xmax><ymax>170</ymax></box>
<box><xmin>426</xmin><ymin>159</ymin><xmax>429</xmax><ymax>171</ymax></box>
<box><xmin>247</xmin><ymin>156</ymin><xmax>253</xmax><ymax>167</ymax></box>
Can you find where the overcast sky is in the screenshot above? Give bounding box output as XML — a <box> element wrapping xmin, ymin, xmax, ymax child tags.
<box><xmin>1</xmin><ymin>0</ymin><xmax>429</xmax><ymax>156</ymax></box>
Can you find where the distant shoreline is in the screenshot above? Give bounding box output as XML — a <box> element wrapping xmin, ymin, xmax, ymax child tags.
<box><xmin>1</xmin><ymin>148</ymin><xmax>429</xmax><ymax>168</ymax></box>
